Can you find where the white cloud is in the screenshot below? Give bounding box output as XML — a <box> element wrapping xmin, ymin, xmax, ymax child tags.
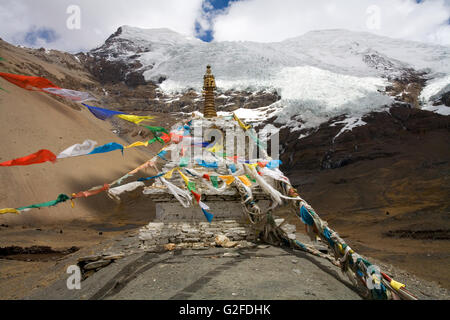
<box><xmin>0</xmin><ymin>0</ymin><xmax>203</xmax><ymax>52</ymax></box>
<box><xmin>212</xmin><ymin>0</ymin><xmax>450</xmax><ymax>46</ymax></box>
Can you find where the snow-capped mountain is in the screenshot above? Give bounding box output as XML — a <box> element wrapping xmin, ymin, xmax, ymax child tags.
<box><xmin>81</xmin><ymin>26</ymin><xmax>450</xmax><ymax>134</ymax></box>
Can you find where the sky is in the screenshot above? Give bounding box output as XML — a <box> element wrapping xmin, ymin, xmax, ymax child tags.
<box><xmin>0</xmin><ymin>0</ymin><xmax>448</xmax><ymax>53</ymax></box>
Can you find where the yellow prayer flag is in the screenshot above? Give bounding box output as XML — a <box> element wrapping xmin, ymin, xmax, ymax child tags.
<box><xmin>164</xmin><ymin>168</ymin><xmax>176</xmax><ymax>179</ymax></box>
<box><xmin>233</xmin><ymin>113</ymin><xmax>252</xmax><ymax>131</ymax></box>
<box><xmin>207</xmin><ymin>144</ymin><xmax>223</xmax><ymax>153</ymax></box>
<box><xmin>219</xmin><ymin>175</ymin><xmax>235</xmax><ymax>185</ymax></box>
<box><xmin>177</xmin><ymin>169</ymin><xmax>190</xmax><ymax>185</ymax></box>
<box><xmin>125</xmin><ymin>141</ymin><xmax>149</xmax><ymax>149</ymax></box>
<box><xmin>390</xmin><ymin>279</ymin><xmax>406</xmax><ymax>291</ymax></box>
<box><xmin>238</xmin><ymin>175</ymin><xmax>252</xmax><ymax>187</ymax></box>
<box><xmin>0</xmin><ymin>208</ymin><xmax>19</xmax><ymax>215</ymax></box>
<box><xmin>117</xmin><ymin>114</ymin><xmax>155</xmax><ymax>124</ymax></box>
<box><xmin>246</xmin><ymin>163</ymin><xmax>258</xmax><ymax>170</ymax></box>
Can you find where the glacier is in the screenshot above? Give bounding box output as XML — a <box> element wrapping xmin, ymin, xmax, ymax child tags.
<box><xmin>94</xmin><ymin>26</ymin><xmax>450</xmax><ymax>131</ymax></box>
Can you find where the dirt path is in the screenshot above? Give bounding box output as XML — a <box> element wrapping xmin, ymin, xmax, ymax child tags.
<box><xmin>20</xmin><ymin>228</ymin><xmax>449</xmax><ymax>300</ymax></box>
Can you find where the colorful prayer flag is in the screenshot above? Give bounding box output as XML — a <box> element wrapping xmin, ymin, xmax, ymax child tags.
<box><xmin>0</xmin><ymin>149</ymin><xmax>57</xmax><ymax>167</ymax></box>
<box><xmin>88</xmin><ymin>142</ymin><xmax>124</xmax><ymax>156</ymax></box>
<box><xmin>57</xmin><ymin>140</ymin><xmax>97</xmax><ymax>159</ymax></box>
<box><xmin>82</xmin><ymin>103</ymin><xmax>125</xmax><ymax>120</ymax></box>
<box><xmin>117</xmin><ymin>114</ymin><xmax>154</xmax><ymax>124</ymax></box>
<box><xmin>0</xmin><ymin>72</ymin><xmax>59</xmax><ymax>91</ymax></box>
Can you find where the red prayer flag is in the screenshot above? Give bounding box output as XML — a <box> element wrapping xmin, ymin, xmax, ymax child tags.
<box><xmin>0</xmin><ymin>72</ymin><xmax>60</xmax><ymax>91</ymax></box>
<box><xmin>72</xmin><ymin>184</ymin><xmax>110</xmax><ymax>199</ymax></box>
<box><xmin>191</xmin><ymin>191</ymin><xmax>201</xmax><ymax>204</ymax></box>
<box><xmin>0</xmin><ymin>149</ymin><xmax>57</xmax><ymax>167</ymax></box>
<box><xmin>160</xmin><ymin>133</ymin><xmax>171</xmax><ymax>144</ymax></box>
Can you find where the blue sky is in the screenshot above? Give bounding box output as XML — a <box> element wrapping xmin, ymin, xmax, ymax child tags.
<box><xmin>195</xmin><ymin>0</ymin><xmax>238</xmax><ymax>42</ymax></box>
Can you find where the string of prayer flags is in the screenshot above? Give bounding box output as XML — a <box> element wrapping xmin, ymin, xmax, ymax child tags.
<box><xmin>17</xmin><ymin>194</ymin><xmax>70</xmax><ymax>211</ymax></box>
<box><xmin>82</xmin><ymin>103</ymin><xmax>125</xmax><ymax>120</ymax></box>
<box><xmin>117</xmin><ymin>114</ymin><xmax>154</xmax><ymax>125</ymax></box>
<box><xmin>88</xmin><ymin>142</ymin><xmax>124</xmax><ymax>156</ymax></box>
<box><xmin>0</xmin><ymin>149</ymin><xmax>57</xmax><ymax>167</ymax></box>
<box><xmin>57</xmin><ymin>140</ymin><xmax>97</xmax><ymax>159</ymax></box>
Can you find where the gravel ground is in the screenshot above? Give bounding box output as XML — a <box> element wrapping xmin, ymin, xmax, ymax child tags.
<box><xmin>26</xmin><ymin>230</ymin><xmax>450</xmax><ymax>300</ymax></box>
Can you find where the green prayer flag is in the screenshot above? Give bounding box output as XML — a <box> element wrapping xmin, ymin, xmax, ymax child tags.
<box><xmin>179</xmin><ymin>157</ymin><xmax>189</xmax><ymax>167</ymax></box>
<box><xmin>210</xmin><ymin>176</ymin><xmax>219</xmax><ymax>188</ymax></box>
<box><xmin>144</xmin><ymin>126</ymin><xmax>169</xmax><ymax>134</ymax></box>
<box><xmin>246</xmin><ymin>174</ymin><xmax>256</xmax><ymax>183</ymax></box>
<box><xmin>17</xmin><ymin>194</ymin><xmax>70</xmax><ymax>211</ymax></box>
<box><xmin>187</xmin><ymin>181</ymin><xmax>196</xmax><ymax>192</ymax></box>
<box><xmin>148</xmin><ymin>137</ymin><xmax>164</xmax><ymax>145</ymax></box>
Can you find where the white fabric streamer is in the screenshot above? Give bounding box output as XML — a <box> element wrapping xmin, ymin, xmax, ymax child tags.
<box><xmin>151</xmin><ymin>177</ymin><xmax>192</xmax><ymax>208</ymax></box>
<box><xmin>260</xmin><ymin>167</ymin><xmax>290</xmax><ymax>183</ymax></box>
<box><xmin>57</xmin><ymin>139</ymin><xmax>97</xmax><ymax>159</ymax></box>
<box><xmin>107</xmin><ymin>181</ymin><xmax>145</xmax><ymax>201</ymax></box>
<box><xmin>43</xmin><ymin>87</ymin><xmax>97</xmax><ymax>102</ymax></box>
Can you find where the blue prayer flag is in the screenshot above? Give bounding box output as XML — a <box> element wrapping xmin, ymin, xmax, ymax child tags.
<box><xmin>82</xmin><ymin>103</ymin><xmax>125</xmax><ymax>120</ymax></box>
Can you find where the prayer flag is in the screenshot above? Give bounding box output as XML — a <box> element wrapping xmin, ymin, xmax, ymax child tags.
<box><xmin>0</xmin><ymin>149</ymin><xmax>57</xmax><ymax>167</ymax></box>
<box><xmin>57</xmin><ymin>140</ymin><xmax>97</xmax><ymax>159</ymax></box>
<box><xmin>88</xmin><ymin>142</ymin><xmax>124</xmax><ymax>155</ymax></box>
<box><xmin>82</xmin><ymin>103</ymin><xmax>125</xmax><ymax>120</ymax></box>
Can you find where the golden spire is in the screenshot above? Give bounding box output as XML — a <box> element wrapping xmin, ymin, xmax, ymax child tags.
<box><xmin>202</xmin><ymin>65</ymin><xmax>217</xmax><ymax>118</ymax></box>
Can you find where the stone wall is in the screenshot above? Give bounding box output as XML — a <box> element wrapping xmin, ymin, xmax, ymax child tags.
<box><xmin>139</xmin><ymin>220</ymin><xmax>256</xmax><ymax>248</ymax></box>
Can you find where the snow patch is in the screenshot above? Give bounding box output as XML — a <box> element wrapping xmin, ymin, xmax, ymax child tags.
<box><xmin>420</xmin><ymin>75</ymin><xmax>450</xmax><ymax>104</ymax></box>
<box><xmin>422</xmin><ymin>105</ymin><xmax>450</xmax><ymax>116</ymax></box>
<box><xmin>331</xmin><ymin>117</ymin><xmax>368</xmax><ymax>141</ymax></box>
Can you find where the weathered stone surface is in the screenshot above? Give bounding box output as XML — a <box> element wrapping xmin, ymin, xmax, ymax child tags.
<box><xmin>164</xmin><ymin>244</ymin><xmax>176</xmax><ymax>251</ymax></box>
<box><xmin>223</xmin><ymin>252</ymin><xmax>240</xmax><ymax>257</ymax></box>
<box><xmin>139</xmin><ymin>220</ymin><xmax>256</xmax><ymax>248</ymax></box>
<box><xmin>215</xmin><ymin>235</ymin><xmax>230</xmax><ymax>247</ymax></box>
<box><xmin>77</xmin><ymin>255</ymin><xmax>102</xmax><ymax>263</ymax></box>
<box><xmin>102</xmin><ymin>253</ymin><xmax>125</xmax><ymax>260</ymax></box>
<box><xmin>222</xmin><ymin>241</ymin><xmax>238</xmax><ymax>248</ymax></box>
<box><xmin>83</xmin><ymin>260</ymin><xmax>112</xmax><ymax>270</ymax></box>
